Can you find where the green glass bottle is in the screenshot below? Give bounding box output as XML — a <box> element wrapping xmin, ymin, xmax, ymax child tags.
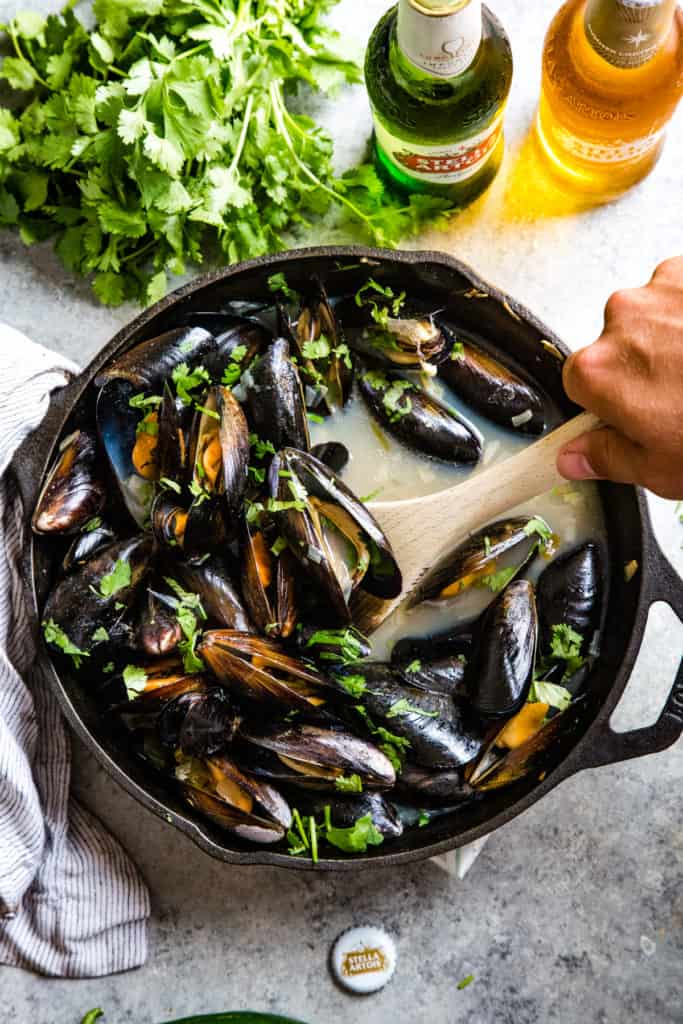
<box><xmin>365</xmin><ymin>0</ymin><xmax>513</xmax><ymax>205</ymax></box>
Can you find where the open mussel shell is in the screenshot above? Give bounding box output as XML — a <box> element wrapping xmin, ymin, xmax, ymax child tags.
<box><xmin>136</xmin><ymin>591</ymin><xmax>183</xmax><ymax>657</ymax></box>
<box><xmin>187</xmin><ymin>385</ymin><xmax>250</xmax><ymax>508</ymax></box>
<box><xmin>241</xmin><ymin>521</ymin><xmax>297</xmax><ymax>639</ymax></box>
<box><xmin>439</xmin><ymin>339</ymin><xmax>545</xmax><ymax>434</ymax></box>
<box><xmin>293</xmin><ymin>792</ymin><xmax>403</xmax><ymax>839</ymax></box>
<box><xmin>158</xmin><ymin>688</ymin><xmax>239</xmax><ymax>756</ymax></box>
<box><xmin>408</xmin><ymin>515</ymin><xmax>549</xmax><ymax>611</ymax></box>
<box><xmin>293</xmin><ymin>284</ymin><xmax>353</xmax><ymax>414</ymax></box>
<box><xmin>119</xmin><ymin>670</ymin><xmax>210</xmax><ymax>719</ymax></box>
<box><xmin>43</xmin><ymin>535</ymin><xmax>154</xmax><ymax>658</ymax></box>
<box><xmin>94</xmin><ymin>326</ymin><xmax>214</xmax><ymax>390</ymax></box>
<box><xmin>241</xmin><ymin>338</ymin><xmax>310</xmax><ymax>451</ymax></box>
<box><xmin>61</xmin><ymin>520</ymin><xmax>117</xmax><ymax>574</ymax></box>
<box><xmin>178</xmin><ymin>754</ymin><xmax>291</xmax><ymax>844</ymax></box>
<box><xmin>97</xmin><ymin>380</ymin><xmax>157</xmax><ymax>528</ymax></box>
<box><xmin>177</xmin><ymin>313</ymin><xmax>271</xmax><ymax>371</ymax></box>
<box><xmin>310</xmin><ymin>442</ymin><xmax>349</xmax><ymax>475</ymax></box>
<box><xmin>536</xmin><ymin>542</ymin><xmax>603</xmax><ymax>657</ymax></box>
<box><xmin>272</xmin><ymin>448</ymin><xmax>402</xmax><ymax>617</ymax></box>
<box><xmin>151</xmin><ymin>492</ymin><xmax>189</xmax><ymax>552</ymax></box>
<box><xmin>346</xmin><ymin>306</ymin><xmax>453</xmax><ymax>368</ymax></box>
<box><xmin>398</xmin><ymin>764</ymin><xmax>475</xmax><ymax>808</ymax></box>
<box><xmin>198</xmin><ymin>630</ymin><xmax>333</xmax><ymax>711</ymax></box>
<box><xmin>339</xmin><ymin>662</ymin><xmax>486</xmax><ymax>769</ymax></box>
<box><xmin>156</xmin><ymin>381</ymin><xmax>194</xmax><ymax>483</ymax></box>
<box><xmin>174</xmin><ymin>554</ymin><xmax>253</xmax><ymax>632</ymax></box>
<box><xmin>32</xmin><ymin>429</ymin><xmax>106</xmax><ymax>535</ymax></box>
<box><xmin>358</xmin><ymin>368</ymin><xmax>482</xmax><ymax>464</ymax></box>
<box><xmin>468</xmin><ymin>579</ymin><xmax>538</xmax><ymax>721</ymax></box>
<box><xmin>239</xmin><ymin>723</ymin><xmax>396</xmax><ymax>790</ymax></box>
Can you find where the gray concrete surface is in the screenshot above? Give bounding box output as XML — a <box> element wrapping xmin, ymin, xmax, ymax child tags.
<box><xmin>2</xmin><ymin>1</ymin><xmax>683</xmax><ymax>1022</ymax></box>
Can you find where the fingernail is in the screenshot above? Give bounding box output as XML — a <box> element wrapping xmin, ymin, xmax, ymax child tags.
<box><xmin>557</xmin><ymin>451</ymin><xmax>598</xmax><ymax>480</ymax></box>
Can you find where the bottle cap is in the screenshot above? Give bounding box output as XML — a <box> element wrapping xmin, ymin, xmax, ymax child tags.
<box><xmin>330</xmin><ymin>925</ymin><xmax>397</xmax><ymax>995</ymax></box>
<box><xmin>409</xmin><ymin>0</ymin><xmax>471</xmax><ymax>15</ymax></box>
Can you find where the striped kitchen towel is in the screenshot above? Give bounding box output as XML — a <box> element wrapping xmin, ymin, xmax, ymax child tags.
<box><xmin>0</xmin><ymin>324</ymin><xmax>149</xmax><ymax>978</ymax></box>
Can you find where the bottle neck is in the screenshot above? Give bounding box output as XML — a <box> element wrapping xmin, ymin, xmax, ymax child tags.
<box><xmin>584</xmin><ymin>0</ymin><xmax>677</xmax><ymax>68</ymax></box>
<box><xmin>396</xmin><ymin>0</ymin><xmax>483</xmax><ymax>79</ymax></box>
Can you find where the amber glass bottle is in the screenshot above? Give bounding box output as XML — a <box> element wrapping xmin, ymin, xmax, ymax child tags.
<box><xmin>365</xmin><ymin>0</ymin><xmax>513</xmax><ymax>205</ymax></box>
<box><xmin>537</xmin><ymin>0</ymin><xmax>683</xmax><ymax>199</ymax></box>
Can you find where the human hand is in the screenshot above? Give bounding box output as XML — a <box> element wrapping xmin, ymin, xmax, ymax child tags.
<box><xmin>557</xmin><ymin>256</ymin><xmax>683</xmax><ymax>500</ymax></box>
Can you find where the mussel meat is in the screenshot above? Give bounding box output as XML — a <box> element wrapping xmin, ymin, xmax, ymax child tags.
<box><xmin>241</xmin><ymin>521</ymin><xmax>298</xmax><ymax>639</ymax></box>
<box><xmin>290</xmin><ymin>285</ymin><xmax>353</xmax><ymax>414</ymax></box>
<box><xmin>241</xmin><ymin>338</ymin><xmax>310</xmax><ymax>452</ymax></box>
<box><xmin>358</xmin><ymin>369</ymin><xmax>481</xmax><ymax>464</ymax></box>
<box><xmin>32</xmin><ymin>429</ymin><xmax>106</xmax><ymax>535</ymax></box>
<box><xmin>136</xmin><ymin>590</ymin><xmax>183</xmax><ymax>657</ymax></box>
<box><xmin>468</xmin><ymin>580</ymin><xmax>538</xmax><ymax>721</ymax></box>
<box><xmin>438</xmin><ymin>338</ymin><xmax>546</xmax><ymax>434</ymax></box>
<box><xmin>97</xmin><ymin>379</ymin><xmax>158</xmax><ymax>527</ymax></box>
<box><xmin>347</xmin><ymin>306</ymin><xmax>453</xmax><ymax>368</ymax></box>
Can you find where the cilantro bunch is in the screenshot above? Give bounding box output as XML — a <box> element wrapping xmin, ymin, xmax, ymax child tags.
<box><xmin>0</xmin><ymin>0</ymin><xmax>455</xmax><ymax>306</ymax></box>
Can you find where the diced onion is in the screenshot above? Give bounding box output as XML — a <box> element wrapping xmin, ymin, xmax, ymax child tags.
<box><xmin>511</xmin><ymin>409</ymin><xmax>533</xmax><ymax>427</ymax></box>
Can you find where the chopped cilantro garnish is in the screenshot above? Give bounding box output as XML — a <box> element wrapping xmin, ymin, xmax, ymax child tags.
<box><xmin>98</xmin><ymin>559</ymin><xmax>131</xmax><ymax>598</ymax></box>
<box><xmin>123</xmin><ymin>664</ymin><xmax>147</xmax><ymax>700</ymax></box>
<box><xmin>84</xmin><ymin>516</ymin><xmax>103</xmax><ymax>533</ymax></box>
<box><xmin>135</xmin><ymin>413</ymin><xmax>159</xmax><ymax>438</ymax></box>
<box><xmin>248</xmin><ymin>465</ymin><xmax>266</xmax><ymax>484</ymax></box>
<box><xmin>335</xmin><ymin>773</ymin><xmax>363</xmax><ymax>793</ymax></box>
<box><xmin>524</xmin><ymin>517</ymin><xmax>553</xmax><ymax>547</ymax></box>
<box><xmin>103</xmin><ymin>662</ymin><xmax>115</xmax><ymax>674</ymax></box>
<box><xmin>92</xmin><ymin>626</ymin><xmax>109</xmax><ymax>643</ymax></box>
<box><xmin>360</xmin><ymin>487</ymin><xmax>383</xmax><ymax>503</ymax></box>
<box><xmin>337</xmin><ymin>674</ymin><xmax>367</xmax><ymax>697</ymax></box>
<box><xmin>302</xmin><ymin>336</ymin><xmax>331</xmax><ymax>361</ymax></box>
<box><xmin>249</xmin><ymin>434</ymin><xmax>277</xmax><ymax>461</ymax></box>
<box><xmin>405</xmin><ymin>659</ymin><xmax>421</xmax><ymax>673</ymax></box>
<box><xmin>307</xmin><ymin>627</ymin><xmax>368</xmax><ymax>665</ymax></box>
<box><xmin>267</xmin><ymin>272</ymin><xmax>299</xmax><ymax>302</ymax></box>
<box><xmin>549</xmin><ymin>623</ymin><xmax>586</xmax><ymax>680</ymax></box>
<box><xmin>480</xmin><ymin>566</ymin><xmax>517</xmax><ymax>593</ymax></box>
<box><xmin>129</xmin><ymin>393</ymin><xmax>162</xmax><ymax>410</ymax></box>
<box><xmin>43</xmin><ymin>619</ymin><xmax>89</xmax><ymax>669</ymax></box>
<box><xmin>172</xmin><ymin>363</ymin><xmax>211</xmax><ymax>405</ymax></box>
<box><xmin>164</xmin><ymin>577</ymin><xmax>206</xmax><ymax>674</ymax></box>
<box><xmin>267</xmin><ymin>498</ymin><xmax>307</xmax><ymax>513</ymax></box>
<box><xmin>189</xmin><ymin>479</ymin><xmax>210</xmax><ymax>504</ymax></box>
<box><xmin>529</xmin><ymin>678</ymin><xmax>572</xmax><ymax>711</ymax></box>
<box><xmin>159</xmin><ymin>476</ymin><xmax>182</xmax><ymax>494</ymax></box>
<box><xmin>457</xmin><ymin>974</ymin><xmax>474</xmax><ymax>990</ymax></box>
<box><xmin>307</xmin><ymin>411</ymin><xmax>325</xmax><ymax>424</ymax></box>
<box><xmin>386</xmin><ymin>698</ymin><xmax>438</xmax><ymax>719</ymax></box>
<box><xmin>450</xmin><ymin>341</ymin><xmax>465</xmax><ymax>361</ymax></box>
<box><xmin>271</xmin><ymin>535</ymin><xmax>289</xmax><ymax>557</ymax></box>
<box><xmin>417</xmin><ymin>811</ymin><xmax>430</xmax><ymax>827</ymax></box>
<box><xmin>327</xmin><ymin>813</ymin><xmax>383</xmax><ymax>853</ymax></box>
<box><xmin>222</xmin><ymin>345</ymin><xmax>248</xmax><ymax>387</ymax></box>
<box><xmin>195</xmin><ymin>404</ymin><xmax>220</xmax><ymax>421</ymax></box>
<box><xmin>354</xmin><ymin>279</ymin><xmax>406</xmax><ymax>326</ymax></box>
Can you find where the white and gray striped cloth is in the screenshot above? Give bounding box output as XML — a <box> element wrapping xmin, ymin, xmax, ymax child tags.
<box><xmin>0</xmin><ymin>325</ymin><xmax>149</xmax><ymax>978</ymax></box>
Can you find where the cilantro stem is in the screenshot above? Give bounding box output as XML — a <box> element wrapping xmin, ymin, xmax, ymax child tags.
<box><xmin>9</xmin><ymin>29</ymin><xmax>49</xmax><ymax>87</ymax></box>
<box><xmin>229</xmin><ymin>93</ymin><xmax>254</xmax><ymax>174</ymax></box>
<box><xmin>121</xmin><ymin>238</ymin><xmax>156</xmax><ymax>266</ymax></box>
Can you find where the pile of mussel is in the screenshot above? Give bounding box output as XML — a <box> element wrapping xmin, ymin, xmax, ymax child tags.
<box><xmin>35</xmin><ymin>278</ymin><xmax>604</xmax><ymax>855</ymax></box>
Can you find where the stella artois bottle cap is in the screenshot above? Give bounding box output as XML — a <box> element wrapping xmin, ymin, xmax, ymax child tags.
<box><xmin>409</xmin><ymin>0</ymin><xmax>470</xmax><ymax>15</ymax></box>
<box><xmin>330</xmin><ymin>925</ymin><xmax>397</xmax><ymax>994</ymax></box>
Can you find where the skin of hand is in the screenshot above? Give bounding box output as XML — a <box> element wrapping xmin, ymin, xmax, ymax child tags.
<box><xmin>557</xmin><ymin>256</ymin><xmax>683</xmax><ymax>500</ymax></box>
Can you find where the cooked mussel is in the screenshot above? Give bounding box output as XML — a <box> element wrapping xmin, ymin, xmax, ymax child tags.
<box><xmin>398</xmin><ymin>764</ymin><xmax>475</xmax><ymax>808</ymax></box>
<box><xmin>269</xmin><ymin>448</ymin><xmax>401</xmax><ymax>622</ymax></box>
<box><xmin>310</xmin><ymin>442</ymin><xmax>349</xmax><ymax>475</ymax></box>
<box><xmin>292</xmin><ymin>792</ymin><xmax>403</xmax><ymax>839</ymax></box>
<box><xmin>391</xmin><ymin>626</ymin><xmax>472</xmax><ymax>667</ymax></box>
<box><xmin>241</xmin><ymin>521</ymin><xmax>298</xmax><ymax>639</ymax></box>
<box><xmin>61</xmin><ymin>519</ymin><xmax>117</xmax><ymax>573</ymax></box>
<box><xmin>97</xmin><ymin>379</ymin><xmax>158</xmax><ymax>527</ymax></box>
<box><xmin>174</xmin><ymin>554</ymin><xmax>253</xmax><ymax>633</ymax></box>
<box><xmin>408</xmin><ymin>515</ymin><xmax>551</xmax><ymax>612</ymax></box>
<box><xmin>358</xmin><ymin>369</ymin><xmax>482</xmax><ymax>464</ymax></box>
<box><xmin>136</xmin><ymin>590</ymin><xmax>183</xmax><ymax>657</ymax></box>
<box><xmin>178</xmin><ymin>753</ymin><xmax>291</xmax><ymax>843</ymax></box>
<box><xmin>32</xmin><ymin>429</ymin><xmax>106</xmax><ymax>535</ymax></box>
<box><xmin>338</xmin><ymin>662</ymin><xmax>486</xmax><ymax>769</ymax></box>
<box><xmin>239</xmin><ymin>723</ymin><xmax>396</xmax><ymax>791</ymax></box>
<box><xmin>151</xmin><ymin>492</ymin><xmax>189</xmax><ymax>551</ymax></box>
<box><xmin>42</xmin><ymin>535</ymin><xmax>153</xmax><ymax>660</ymax></box>
<box><xmin>158</xmin><ymin>688</ymin><xmax>239</xmax><ymax>756</ymax></box>
<box><xmin>241</xmin><ymin>338</ymin><xmax>310</xmax><ymax>452</ymax></box>
<box><xmin>349</xmin><ymin>311</ymin><xmax>453</xmax><ymax>368</ymax></box>
<box><xmin>536</xmin><ymin>542</ymin><xmax>603</xmax><ymax>657</ymax></box>
<box><xmin>291</xmin><ymin>285</ymin><xmax>353</xmax><ymax>414</ymax></box>
<box><xmin>468</xmin><ymin>580</ymin><xmax>538</xmax><ymax>721</ymax></box>
<box><xmin>397</xmin><ymin>655</ymin><xmax>470</xmax><ymax>700</ymax></box>
<box><xmin>198</xmin><ymin>630</ymin><xmax>333</xmax><ymax>711</ymax></box>
<box><xmin>94</xmin><ymin>326</ymin><xmax>214</xmax><ymax>390</ymax></box>
<box><xmin>156</xmin><ymin>381</ymin><xmax>195</xmax><ymax>482</ymax></box>
<box><xmin>177</xmin><ymin>313</ymin><xmax>271</xmax><ymax>373</ymax></box>
<box><xmin>438</xmin><ymin>339</ymin><xmax>545</xmax><ymax>434</ymax></box>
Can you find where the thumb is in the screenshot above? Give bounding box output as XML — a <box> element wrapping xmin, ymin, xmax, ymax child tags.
<box><xmin>556</xmin><ymin>426</ymin><xmax>648</xmax><ymax>485</ymax></box>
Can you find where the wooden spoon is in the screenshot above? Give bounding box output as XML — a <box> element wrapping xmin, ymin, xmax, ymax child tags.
<box><xmin>354</xmin><ymin>411</ymin><xmax>602</xmax><ymax>634</ymax></box>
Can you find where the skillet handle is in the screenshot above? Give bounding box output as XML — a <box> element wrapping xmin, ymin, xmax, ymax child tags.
<box><xmin>578</xmin><ymin>540</ymin><xmax>683</xmax><ymax>770</ymax></box>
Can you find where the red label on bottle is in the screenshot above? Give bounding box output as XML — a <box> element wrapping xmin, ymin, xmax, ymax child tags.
<box><xmin>375</xmin><ymin>116</ymin><xmax>503</xmax><ymax>183</ymax></box>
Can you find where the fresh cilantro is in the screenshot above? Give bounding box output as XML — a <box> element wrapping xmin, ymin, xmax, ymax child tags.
<box><xmin>386</xmin><ymin>698</ymin><xmax>438</xmax><ymax>719</ymax></box>
<box><xmin>529</xmin><ymin>678</ymin><xmax>572</xmax><ymax>712</ymax></box>
<box><xmin>129</xmin><ymin>393</ymin><xmax>162</xmax><ymax>410</ymax></box>
<box><xmin>302</xmin><ymin>336</ymin><xmax>331</xmax><ymax>361</ymax></box>
<box><xmin>364</xmin><ymin>371</ymin><xmax>414</xmax><ymax>423</ymax></box>
<box><xmin>80</xmin><ymin>1012</ymin><xmax>104</xmax><ymax>1024</ymax></box>
<box><xmin>271</xmin><ymin>535</ymin><xmax>289</xmax><ymax>557</ymax></box>
<box><xmin>379</xmin><ymin>743</ymin><xmax>402</xmax><ymax>773</ymax></box>
<box><xmin>418</xmin><ymin>811</ymin><xmax>430</xmax><ymax>827</ymax></box>
<box><xmin>307</xmin><ymin>412</ymin><xmax>324</xmax><ymax>424</ymax></box>
<box><xmin>354</xmin><ymin>279</ymin><xmax>406</xmax><ymax>326</ymax></box>
<box><xmin>43</xmin><ymin>619</ymin><xmax>89</xmax><ymax>669</ymax></box>
<box><xmin>354</xmin><ymin>704</ymin><xmax>411</xmax><ymax>769</ymax></box>
<box><xmin>84</xmin><ymin>516</ymin><xmax>103</xmax><ymax>533</ymax></box>
<box><xmin>335</xmin><ymin>773</ymin><xmax>363</xmax><ymax>793</ymax></box>
<box><xmin>306</xmin><ymin>627</ymin><xmax>368</xmax><ymax>665</ymax></box>
<box><xmin>172</xmin><ymin>363</ymin><xmax>211</xmax><ymax>405</ymax></box>
<box><xmin>248</xmin><ymin>465</ymin><xmax>266</xmax><ymax>484</ymax></box>
<box><xmin>189</xmin><ymin>479</ymin><xmax>210</xmax><ymax>504</ymax></box>
<box><xmin>222</xmin><ymin>345</ymin><xmax>248</xmax><ymax>388</ymax></box>
<box><xmin>484</xmin><ymin>535</ymin><xmax>492</xmax><ymax>556</ymax></box>
<box><xmin>92</xmin><ymin>626</ymin><xmax>109</xmax><ymax>643</ymax></box>
<box><xmin>164</xmin><ymin>576</ymin><xmax>206</xmax><ymax>674</ymax></box>
<box><xmin>549</xmin><ymin>623</ymin><xmax>586</xmax><ymax>680</ymax></box>
<box><xmin>195</xmin><ymin>403</ymin><xmax>220</xmax><ymax>421</ymax></box>
<box><xmin>136</xmin><ymin>412</ymin><xmax>159</xmax><ymax>437</ymax></box>
<box><xmin>267</xmin><ymin>498</ymin><xmax>307</xmax><ymax>513</ymax></box>
<box><xmin>159</xmin><ymin>476</ymin><xmax>182</xmax><ymax>494</ymax></box>
<box><xmin>480</xmin><ymin>566</ymin><xmax>517</xmax><ymax>593</ymax></box>
<box><xmin>457</xmin><ymin>975</ymin><xmax>475</xmax><ymax>990</ymax></box>
<box><xmin>337</xmin><ymin>674</ymin><xmax>367</xmax><ymax>697</ymax></box>
<box><xmin>524</xmin><ymin>517</ymin><xmax>553</xmax><ymax>548</ymax></box>
<box><xmin>123</xmin><ymin>664</ymin><xmax>148</xmax><ymax>700</ymax></box>
<box><xmin>249</xmin><ymin>434</ymin><xmax>277</xmax><ymax>461</ymax></box>
<box><xmin>405</xmin><ymin>659</ymin><xmax>421</xmax><ymax>673</ymax></box>
<box><xmin>373</xmin><ymin>726</ymin><xmax>411</xmax><ymax>754</ymax></box>
<box><xmin>360</xmin><ymin>487</ymin><xmax>383</xmax><ymax>503</ymax></box>
<box><xmin>103</xmin><ymin>661</ymin><xmax>115</xmax><ymax>674</ymax></box>
<box><xmin>267</xmin><ymin>272</ymin><xmax>299</xmax><ymax>302</ymax></box>
<box><xmin>450</xmin><ymin>341</ymin><xmax>465</xmax><ymax>361</ymax></box>
<box><xmin>98</xmin><ymin>559</ymin><xmax>131</xmax><ymax>598</ymax></box>
<box><xmin>326</xmin><ymin>813</ymin><xmax>383</xmax><ymax>853</ymax></box>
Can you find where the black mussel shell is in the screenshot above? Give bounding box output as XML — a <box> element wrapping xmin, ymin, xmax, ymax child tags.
<box><xmin>310</xmin><ymin>442</ymin><xmax>349</xmax><ymax>475</ymax></box>
<box><xmin>32</xmin><ymin>429</ymin><xmax>106</xmax><ymax>535</ymax></box>
<box><xmin>198</xmin><ymin>630</ymin><xmax>332</xmax><ymax>711</ymax></box>
<box><xmin>272</xmin><ymin>448</ymin><xmax>402</xmax><ymax>614</ymax></box>
<box><xmin>358</xmin><ymin>368</ymin><xmax>482</xmax><ymax>464</ymax></box>
<box><xmin>120</xmin><ymin>672</ymin><xmax>210</xmax><ymax>719</ymax></box>
<box><xmin>242</xmin><ymin>338</ymin><xmax>310</xmax><ymax>452</ymax></box>
<box><xmin>136</xmin><ymin>591</ymin><xmax>183</xmax><ymax>657</ymax></box>
<box><xmin>97</xmin><ymin>379</ymin><xmax>157</xmax><ymax>528</ymax></box>
<box><xmin>61</xmin><ymin>520</ymin><xmax>117</xmax><ymax>574</ymax></box>
<box><xmin>398</xmin><ymin>764</ymin><xmax>475</xmax><ymax>807</ymax></box>
<box><xmin>293</xmin><ymin>285</ymin><xmax>353</xmax><ymax>414</ymax></box>
<box><xmin>391</xmin><ymin>626</ymin><xmax>472</xmax><ymax>666</ymax></box>
<box><xmin>177</xmin><ymin>313</ymin><xmax>271</xmax><ymax>373</ymax></box>
<box><xmin>408</xmin><ymin>515</ymin><xmax>549</xmax><ymax>609</ymax></box>
<box><xmin>94</xmin><ymin>327</ymin><xmax>214</xmax><ymax>390</ymax></box>
<box><xmin>339</xmin><ymin>662</ymin><xmax>486</xmax><ymax>769</ymax></box>
<box><xmin>156</xmin><ymin>381</ymin><xmax>195</xmax><ymax>483</ymax></box>
<box><xmin>536</xmin><ymin>542</ymin><xmax>603</xmax><ymax>657</ymax></box>
<box><xmin>439</xmin><ymin>339</ymin><xmax>545</xmax><ymax>434</ymax></box>
<box><xmin>293</xmin><ymin>791</ymin><xmax>403</xmax><ymax>839</ymax></box>
<box><xmin>239</xmin><ymin>722</ymin><xmax>396</xmax><ymax>790</ymax></box>
<box><xmin>241</xmin><ymin>521</ymin><xmax>297</xmax><ymax>639</ymax></box>
<box><xmin>187</xmin><ymin>385</ymin><xmax>250</xmax><ymax>510</ymax></box>
<box><xmin>469</xmin><ymin>580</ymin><xmax>538</xmax><ymax>721</ymax></box>
<box><xmin>398</xmin><ymin>655</ymin><xmax>470</xmax><ymax>700</ymax></box>
<box><xmin>158</xmin><ymin>689</ymin><xmax>238</xmax><ymax>756</ymax></box>
<box><xmin>43</xmin><ymin>535</ymin><xmax>154</xmax><ymax>658</ymax></box>
<box><xmin>174</xmin><ymin>555</ymin><xmax>253</xmax><ymax>633</ymax></box>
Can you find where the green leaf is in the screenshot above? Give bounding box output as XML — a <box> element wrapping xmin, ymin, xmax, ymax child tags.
<box><xmin>337</xmin><ymin>674</ymin><xmax>367</xmax><ymax>698</ymax></box>
<box><xmin>481</xmin><ymin>566</ymin><xmax>518</xmax><ymax>593</ymax></box>
<box><xmin>80</xmin><ymin>1011</ymin><xmax>104</xmax><ymax>1024</ymax></box>
<box><xmin>90</xmin><ymin>31</ymin><xmax>115</xmax><ymax>65</ymax></box>
<box><xmin>92</xmin><ymin>626</ymin><xmax>110</xmax><ymax>643</ymax></box>
<box><xmin>405</xmin><ymin>659</ymin><xmax>421</xmax><ymax>673</ymax></box>
<box><xmin>457</xmin><ymin>974</ymin><xmax>475</xmax><ymax>990</ymax></box>
<box><xmin>417</xmin><ymin>811</ymin><xmax>430</xmax><ymax>827</ymax></box>
<box><xmin>386</xmin><ymin>698</ymin><xmax>438</xmax><ymax>719</ymax></box>
<box><xmin>144</xmin><ymin>270</ymin><xmax>167</xmax><ymax>305</ymax></box>
<box><xmin>326</xmin><ymin>813</ymin><xmax>383</xmax><ymax>853</ymax></box>
<box><xmin>98</xmin><ymin>202</ymin><xmax>147</xmax><ymax>238</ymax></box>
<box><xmin>335</xmin><ymin>773</ymin><xmax>363</xmax><ymax>793</ymax></box>
<box><xmin>12</xmin><ymin>11</ymin><xmax>47</xmax><ymax>40</ymax></box>
<box><xmin>43</xmin><ymin>619</ymin><xmax>89</xmax><ymax>669</ymax></box>
<box><xmin>92</xmin><ymin>271</ymin><xmax>126</xmax><ymax>306</ymax></box>
<box><xmin>84</xmin><ymin>516</ymin><xmax>103</xmax><ymax>532</ymax></box>
<box><xmin>1</xmin><ymin>57</ymin><xmax>39</xmax><ymax>91</ymax></box>
<box><xmin>98</xmin><ymin>558</ymin><xmax>131</xmax><ymax>598</ymax></box>
<box><xmin>123</xmin><ymin>664</ymin><xmax>147</xmax><ymax>700</ymax></box>
<box><xmin>0</xmin><ymin>110</ymin><xmax>19</xmax><ymax>153</ymax></box>
<box><xmin>267</xmin><ymin>272</ymin><xmax>299</xmax><ymax>302</ymax></box>
<box><xmin>172</xmin><ymin>362</ymin><xmax>211</xmax><ymax>405</ymax></box>
<box><xmin>117</xmin><ymin>107</ymin><xmax>149</xmax><ymax>145</ymax></box>
<box><xmin>529</xmin><ymin>678</ymin><xmax>572</xmax><ymax>712</ymax></box>
<box><xmin>143</xmin><ymin>131</ymin><xmax>183</xmax><ymax>178</ymax></box>
<box><xmin>306</xmin><ymin>628</ymin><xmax>367</xmax><ymax>664</ymax></box>
<box><xmin>524</xmin><ymin>517</ymin><xmax>553</xmax><ymax>545</ymax></box>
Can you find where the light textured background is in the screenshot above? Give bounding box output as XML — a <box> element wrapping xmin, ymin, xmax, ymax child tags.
<box><xmin>2</xmin><ymin>1</ymin><xmax>683</xmax><ymax>1022</ymax></box>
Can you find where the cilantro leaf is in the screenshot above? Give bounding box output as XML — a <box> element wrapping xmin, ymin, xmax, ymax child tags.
<box><xmin>92</xmin><ymin>626</ymin><xmax>110</xmax><ymax>643</ymax></box>
<box><xmin>326</xmin><ymin>813</ymin><xmax>384</xmax><ymax>854</ymax></box>
<box><xmin>549</xmin><ymin>623</ymin><xmax>586</xmax><ymax>680</ymax></box>
<box><xmin>386</xmin><ymin>698</ymin><xmax>439</xmax><ymax>719</ymax></box>
<box><xmin>123</xmin><ymin>664</ymin><xmax>147</xmax><ymax>700</ymax></box>
<box><xmin>267</xmin><ymin>272</ymin><xmax>299</xmax><ymax>302</ymax></box>
<box><xmin>335</xmin><ymin>773</ymin><xmax>363</xmax><ymax>793</ymax></box>
<box><xmin>98</xmin><ymin>559</ymin><xmax>131</xmax><ymax>598</ymax></box>
<box><xmin>529</xmin><ymin>678</ymin><xmax>572</xmax><ymax>712</ymax></box>
<box><xmin>43</xmin><ymin>619</ymin><xmax>89</xmax><ymax>669</ymax></box>
<box><xmin>172</xmin><ymin>362</ymin><xmax>211</xmax><ymax>405</ymax></box>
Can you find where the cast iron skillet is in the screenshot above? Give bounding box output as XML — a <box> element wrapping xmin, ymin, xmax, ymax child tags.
<box><xmin>15</xmin><ymin>246</ymin><xmax>683</xmax><ymax>870</ymax></box>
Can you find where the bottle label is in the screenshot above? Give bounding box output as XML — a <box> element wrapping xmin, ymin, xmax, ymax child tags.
<box><xmin>374</xmin><ymin>115</ymin><xmax>503</xmax><ymax>183</ymax></box>
<box><xmin>584</xmin><ymin>0</ymin><xmax>675</xmax><ymax>68</ymax></box>
<box><xmin>397</xmin><ymin>0</ymin><xmax>483</xmax><ymax>78</ymax></box>
<box><xmin>551</xmin><ymin>120</ymin><xmax>666</xmax><ymax>162</ymax></box>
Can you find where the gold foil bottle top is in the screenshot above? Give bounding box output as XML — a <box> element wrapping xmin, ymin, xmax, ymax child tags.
<box><xmin>585</xmin><ymin>0</ymin><xmax>677</xmax><ymax>67</ymax></box>
<box><xmin>408</xmin><ymin>0</ymin><xmax>472</xmax><ymax>15</ymax></box>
